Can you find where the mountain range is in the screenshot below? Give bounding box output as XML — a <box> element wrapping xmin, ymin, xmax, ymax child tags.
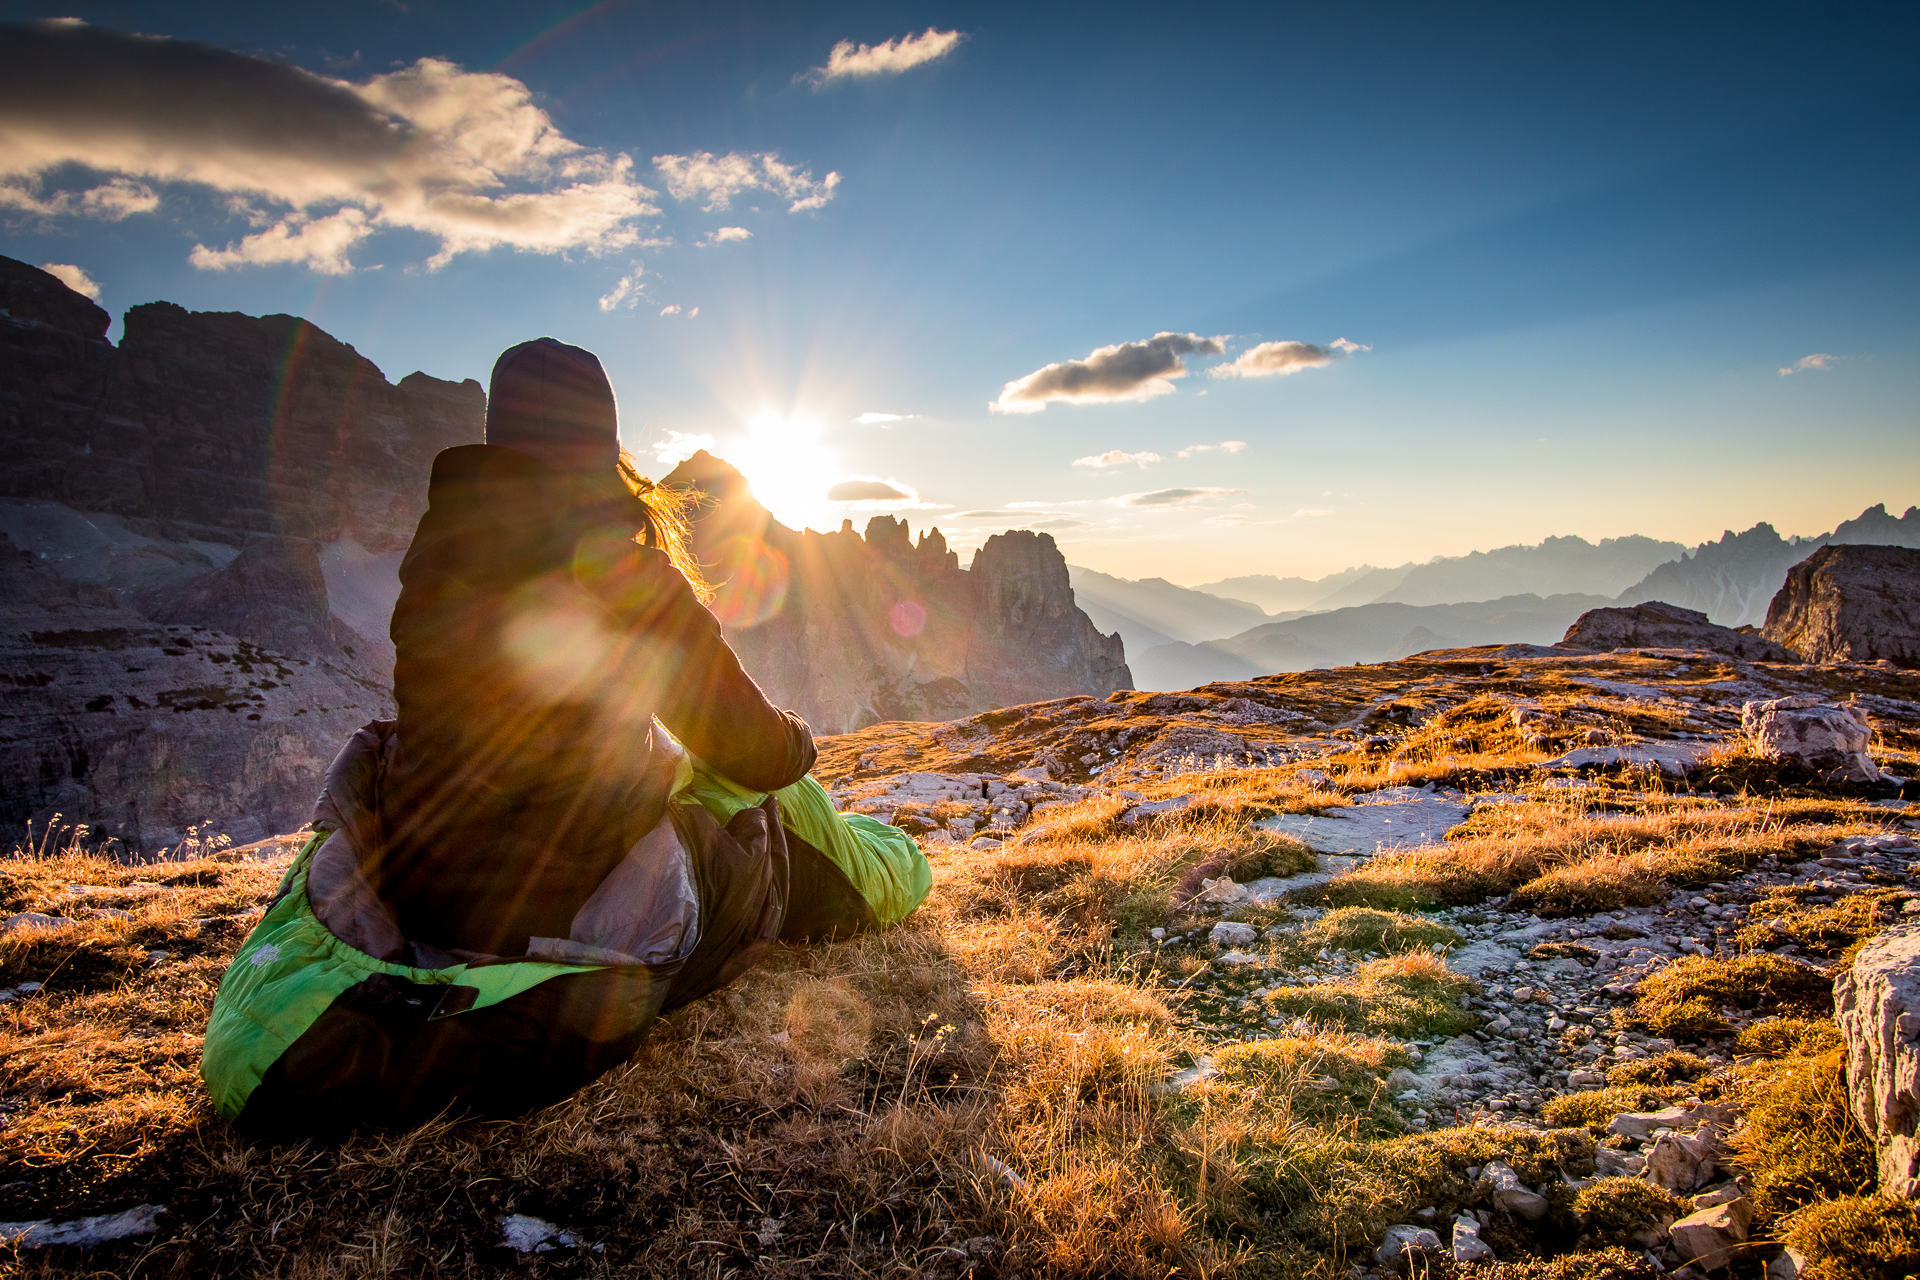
<box><xmin>1071</xmin><ymin>505</ymin><xmax>1920</xmax><ymax>689</ymax></box>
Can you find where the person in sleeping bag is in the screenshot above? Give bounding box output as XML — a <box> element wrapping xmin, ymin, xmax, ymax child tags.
<box><xmin>201</xmin><ymin>339</ymin><xmax>929</xmax><ymax>1133</ymax></box>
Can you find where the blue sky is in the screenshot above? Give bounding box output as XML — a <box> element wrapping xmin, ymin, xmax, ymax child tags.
<box><xmin>2</xmin><ymin>1</ymin><xmax>1915</xmax><ymax>581</ymax></box>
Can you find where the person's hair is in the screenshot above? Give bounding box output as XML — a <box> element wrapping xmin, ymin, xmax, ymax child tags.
<box><xmin>614</xmin><ymin>449</ymin><xmax>712</xmax><ymax>603</ymax></box>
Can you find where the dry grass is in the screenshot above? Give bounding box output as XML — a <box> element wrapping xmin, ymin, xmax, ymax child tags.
<box><xmin>1318</xmin><ymin>795</ymin><xmax>1880</xmax><ymax>915</ymax></box>
<box><xmin>1736</xmin><ymin>887</ymin><xmax>1907</xmax><ymax>962</ymax></box>
<box><xmin>1779</xmin><ymin>1195</ymin><xmax>1920</xmax><ymax>1280</ymax></box>
<box><xmin>1726</xmin><ymin>1038</ymin><xmax>1875</xmax><ymax>1221</ymax></box>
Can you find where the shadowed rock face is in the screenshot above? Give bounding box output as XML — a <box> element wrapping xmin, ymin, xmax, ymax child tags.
<box><xmin>1555</xmin><ymin>601</ymin><xmax>1795</xmax><ymax>662</ymax></box>
<box><xmin>662</xmin><ymin>451</ymin><xmax>1132</xmax><ymax>735</ymax></box>
<box><xmin>1763</xmin><ymin>544</ymin><xmax>1920</xmax><ymax>666</ymax></box>
<box><xmin>0</xmin><ymin>257</ymin><xmax>481</xmax><ymax>851</ymax></box>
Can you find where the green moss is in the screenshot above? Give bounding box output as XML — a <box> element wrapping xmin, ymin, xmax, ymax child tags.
<box><xmin>1574</xmin><ymin>1177</ymin><xmax>1686</xmax><ymax>1241</ymax></box>
<box><xmin>1467</xmin><ymin>1248</ymin><xmax>1660</xmax><ymax>1279</ymax></box>
<box><xmin>1736</xmin><ymin>1017</ymin><xmax>1844</xmax><ymax>1059</ymax></box>
<box><xmin>1261</xmin><ymin>955</ymin><xmax>1475</xmax><ymax>1038</ymax></box>
<box><xmin>1606</xmin><ymin>1051</ymin><xmax>1713</xmax><ymax>1087</ymax></box>
<box><xmin>1781</xmin><ymin>1194</ymin><xmax>1920</xmax><ymax>1280</ymax></box>
<box><xmin>1538</xmin><ymin>1085</ymin><xmax>1689</xmax><ymax>1133</ymax></box>
<box><xmin>1634</xmin><ymin>954</ymin><xmax>1833</xmax><ymax>1043</ymax></box>
<box><xmin>1728</xmin><ymin>1046</ymin><xmax>1874</xmax><ymax>1220</ymax></box>
<box><xmin>1207</xmin><ymin>1035</ymin><xmax>1411</xmax><ymax>1136</ymax></box>
<box><xmin>1301</xmin><ymin>906</ymin><xmax>1460</xmax><ymax>955</ymax></box>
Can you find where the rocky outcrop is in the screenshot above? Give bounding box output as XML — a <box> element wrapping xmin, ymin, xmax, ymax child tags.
<box><xmin>1617</xmin><ymin>506</ymin><xmax>1920</xmax><ymax>628</ymax></box>
<box><xmin>1835</xmin><ymin>922</ymin><xmax>1920</xmax><ymax>1197</ymax></box>
<box><xmin>663</xmin><ymin>451</ymin><xmax>1131</xmax><ymax>734</ymax></box>
<box><xmin>1556</xmin><ymin>600</ymin><xmax>1794</xmax><ymax>661</ymax></box>
<box><xmin>0</xmin><ymin>256</ymin><xmax>482</xmax><ymax>850</ymax></box>
<box><xmin>1742</xmin><ymin>695</ymin><xmax>1885</xmax><ymax>783</ymax></box>
<box><xmin>1762</xmin><ymin>544</ymin><xmax>1920</xmax><ymax>665</ymax></box>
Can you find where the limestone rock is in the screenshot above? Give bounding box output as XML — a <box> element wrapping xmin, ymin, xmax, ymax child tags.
<box><xmin>1451</xmin><ymin>1213</ymin><xmax>1494</xmax><ymax>1263</ymax></box>
<box><xmin>1668</xmin><ymin>1196</ymin><xmax>1751</xmax><ymax>1272</ymax></box>
<box><xmin>1209</xmin><ymin>921</ymin><xmax>1258</xmax><ymax>947</ymax></box>
<box><xmin>1644</xmin><ymin>1125</ymin><xmax>1722</xmax><ymax>1191</ymax></box>
<box><xmin>1834</xmin><ymin>921</ymin><xmax>1920</xmax><ymax>1195</ymax></box>
<box><xmin>1763</xmin><ymin>543</ymin><xmax>1920</xmax><ymax>665</ymax></box>
<box><xmin>1374</xmin><ymin>1224</ymin><xmax>1442</xmax><ymax>1264</ymax></box>
<box><xmin>0</xmin><ymin>256</ymin><xmax>481</xmax><ymax>852</ymax></box>
<box><xmin>665</xmin><ymin>452</ymin><xmax>1132</xmax><ymax>734</ymax></box>
<box><xmin>1742</xmin><ymin>695</ymin><xmax>1883</xmax><ymax>783</ymax></box>
<box><xmin>1483</xmin><ymin>1161</ymin><xmax>1549</xmax><ymax>1220</ymax></box>
<box><xmin>0</xmin><ymin>1203</ymin><xmax>164</xmax><ymax>1249</ymax></box>
<box><xmin>1556</xmin><ymin>601</ymin><xmax>1795</xmax><ymax>661</ymax></box>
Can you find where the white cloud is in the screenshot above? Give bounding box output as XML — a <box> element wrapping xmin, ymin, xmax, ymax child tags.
<box><xmin>652</xmin><ymin>151</ymin><xmax>839</xmax><ymax>214</ymax></box>
<box><xmin>1177</xmin><ymin>440</ymin><xmax>1247</xmax><ymax>457</ymax></box>
<box><xmin>1116</xmin><ymin>487</ymin><xmax>1246</xmax><ymax>508</ymax></box>
<box><xmin>1290</xmin><ymin>507</ymin><xmax>1331</xmax><ymax>517</ymax></box>
<box><xmin>698</xmin><ymin>225</ymin><xmax>752</xmax><ymax>246</ymax></box>
<box><xmin>992</xmin><ymin>332</ymin><xmax>1225</xmax><ymax>414</ymax></box>
<box><xmin>1030</xmin><ymin>518</ymin><xmax>1091</xmax><ymax>531</ymax></box>
<box><xmin>598</xmin><ymin>266</ymin><xmax>645</xmax><ymax>311</ymax></box>
<box><xmin>855</xmin><ymin>411</ymin><xmax>919</xmax><ymax>425</ymax></box>
<box><xmin>190</xmin><ymin>207</ymin><xmax>372</xmax><ymax>274</ymax></box>
<box><xmin>1211</xmin><ymin>338</ymin><xmax>1368</xmax><ymax>379</ymax></box>
<box><xmin>0</xmin><ymin>23</ymin><xmax>660</xmax><ymax>273</ymax></box>
<box><xmin>657</xmin><ymin>304</ymin><xmax>698</xmax><ymax>318</ymax></box>
<box><xmin>651</xmin><ymin>431</ymin><xmax>716</xmax><ymax>466</ymax></box>
<box><xmin>1072</xmin><ymin>449</ymin><xmax>1162</xmax><ymax>469</ymax></box>
<box><xmin>806</xmin><ymin>28</ymin><xmax>963</xmax><ymax>83</ymax></box>
<box><xmin>1779</xmin><ymin>352</ymin><xmax>1840</xmax><ymax>376</ymax></box>
<box><xmin>39</xmin><ymin>262</ymin><xmax>100</xmax><ymax>298</ymax></box>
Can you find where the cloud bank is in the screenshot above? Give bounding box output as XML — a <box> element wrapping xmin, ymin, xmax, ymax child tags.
<box><xmin>1779</xmin><ymin>352</ymin><xmax>1839</xmax><ymax>376</ymax></box>
<box><xmin>652</xmin><ymin>151</ymin><xmax>840</xmax><ymax>213</ymax></box>
<box><xmin>1211</xmin><ymin>337</ymin><xmax>1368</xmax><ymax>379</ymax></box>
<box><xmin>1178</xmin><ymin>440</ymin><xmax>1247</xmax><ymax>457</ymax></box>
<box><xmin>807</xmin><ymin>29</ymin><xmax>962</xmax><ymax>83</ymax></box>
<box><xmin>0</xmin><ymin>21</ymin><xmax>663</xmax><ymax>273</ymax></box>
<box><xmin>993</xmin><ymin>332</ymin><xmax>1225</xmax><ymax>414</ymax></box>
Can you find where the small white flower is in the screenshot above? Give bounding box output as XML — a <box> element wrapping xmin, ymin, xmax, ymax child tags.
<box><xmin>249</xmin><ymin>943</ymin><xmax>282</xmax><ymax>966</ymax></box>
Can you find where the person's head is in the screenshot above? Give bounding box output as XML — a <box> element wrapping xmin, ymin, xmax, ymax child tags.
<box><xmin>485</xmin><ymin>337</ymin><xmax>707</xmax><ymax>598</ymax></box>
<box><xmin>486</xmin><ymin>338</ymin><xmax>619</xmax><ymax>474</ymax></box>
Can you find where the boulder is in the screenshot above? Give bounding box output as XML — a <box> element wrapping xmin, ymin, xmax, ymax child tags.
<box><xmin>1643</xmin><ymin>1125</ymin><xmax>1722</xmax><ymax>1192</ymax></box>
<box><xmin>1742</xmin><ymin>695</ymin><xmax>1884</xmax><ymax>783</ymax></box>
<box><xmin>1208</xmin><ymin>921</ymin><xmax>1258</xmax><ymax>947</ymax></box>
<box><xmin>1834</xmin><ymin>921</ymin><xmax>1920</xmax><ymax>1195</ymax></box>
<box><xmin>1556</xmin><ymin>601</ymin><xmax>1795</xmax><ymax>661</ymax></box>
<box><xmin>1483</xmin><ymin>1161</ymin><xmax>1549</xmax><ymax>1220</ymax></box>
<box><xmin>1607</xmin><ymin>1105</ymin><xmax>1699</xmax><ymax>1141</ymax></box>
<box><xmin>1763</xmin><ymin>543</ymin><xmax>1920</xmax><ymax>665</ymax></box>
<box><xmin>1374</xmin><ymin>1224</ymin><xmax>1442</xmax><ymax>1265</ymax></box>
<box><xmin>1668</xmin><ymin>1196</ymin><xmax>1752</xmax><ymax>1272</ymax></box>
<box><xmin>1451</xmin><ymin>1214</ymin><xmax>1494</xmax><ymax>1263</ymax></box>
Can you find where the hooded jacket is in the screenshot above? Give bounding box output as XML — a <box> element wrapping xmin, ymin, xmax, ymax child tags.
<box><xmin>377</xmin><ymin>443</ymin><xmax>816</xmax><ymax>955</ymax></box>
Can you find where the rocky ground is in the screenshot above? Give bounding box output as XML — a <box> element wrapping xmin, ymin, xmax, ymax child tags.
<box><xmin>5</xmin><ymin>642</ymin><xmax>1920</xmax><ymax>1276</ymax></box>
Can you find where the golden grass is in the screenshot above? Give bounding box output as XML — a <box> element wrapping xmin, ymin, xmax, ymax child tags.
<box><xmin>1631</xmin><ymin>954</ymin><xmax>1834</xmax><ymax>1040</ymax></box>
<box><xmin>1318</xmin><ymin>795</ymin><xmax>1884</xmax><ymax>915</ymax></box>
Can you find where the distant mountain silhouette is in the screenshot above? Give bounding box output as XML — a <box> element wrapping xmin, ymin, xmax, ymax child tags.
<box><xmin>1133</xmin><ymin>593</ymin><xmax>1611</xmax><ymax>690</ymax></box>
<box><xmin>1186</xmin><ymin>566</ymin><xmax>1379</xmax><ymax>613</ymax></box>
<box><xmin>1067</xmin><ymin>566</ymin><xmax>1269</xmax><ymax>657</ymax></box>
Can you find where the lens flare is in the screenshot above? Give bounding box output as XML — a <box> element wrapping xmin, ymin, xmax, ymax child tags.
<box><xmin>707</xmin><ymin>534</ymin><xmax>791</xmax><ymax>628</ymax></box>
<box><xmin>889</xmin><ymin>599</ymin><xmax>927</xmax><ymax>637</ymax></box>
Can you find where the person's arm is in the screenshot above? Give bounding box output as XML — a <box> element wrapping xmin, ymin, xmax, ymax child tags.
<box><xmin>579</xmin><ymin>534</ymin><xmax>815</xmax><ymax>791</ymax></box>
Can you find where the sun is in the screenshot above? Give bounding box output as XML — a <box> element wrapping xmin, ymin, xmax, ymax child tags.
<box><xmin>723</xmin><ymin>411</ymin><xmax>841</xmax><ymax>532</ymax></box>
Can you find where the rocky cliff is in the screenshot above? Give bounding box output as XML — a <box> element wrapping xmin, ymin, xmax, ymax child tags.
<box><xmin>0</xmin><ymin>256</ymin><xmax>482</xmax><ymax>850</ymax></box>
<box><xmin>1762</xmin><ymin>544</ymin><xmax>1920</xmax><ymax>665</ymax></box>
<box><xmin>662</xmin><ymin>451</ymin><xmax>1131</xmax><ymax>734</ymax></box>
